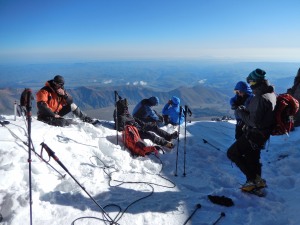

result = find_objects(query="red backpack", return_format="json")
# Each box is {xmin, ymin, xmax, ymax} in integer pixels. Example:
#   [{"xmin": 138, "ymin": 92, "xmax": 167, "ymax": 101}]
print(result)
[
  {"xmin": 272, "ymin": 93, "xmax": 299, "ymax": 136},
  {"xmin": 122, "ymin": 125, "xmax": 159, "ymax": 157}
]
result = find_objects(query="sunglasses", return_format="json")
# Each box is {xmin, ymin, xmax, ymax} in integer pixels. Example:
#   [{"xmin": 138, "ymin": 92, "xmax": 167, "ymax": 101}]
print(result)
[
  {"xmin": 53, "ymin": 81, "xmax": 64, "ymax": 88},
  {"xmin": 248, "ymin": 81, "xmax": 257, "ymax": 86}
]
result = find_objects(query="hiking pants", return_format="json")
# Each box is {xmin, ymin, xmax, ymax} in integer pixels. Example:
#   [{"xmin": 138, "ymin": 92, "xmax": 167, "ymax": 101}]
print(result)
[
  {"xmin": 138, "ymin": 122, "xmax": 172, "ymax": 146},
  {"xmin": 227, "ymin": 134, "xmax": 262, "ymax": 181}
]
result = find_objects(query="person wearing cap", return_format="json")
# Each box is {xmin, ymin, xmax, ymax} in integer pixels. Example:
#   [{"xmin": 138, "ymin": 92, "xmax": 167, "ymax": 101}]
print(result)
[
  {"xmin": 36, "ymin": 75, "xmax": 94, "ymax": 127},
  {"xmin": 132, "ymin": 96, "xmax": 163, "ymax": 124},
  {"xmin": 230, "ymin": 81, "xmax": 253, "ymax": 139},
  {"xmin": 287, "ymin": 68, "xmax": 300, "ymax": 126},
  {"xmin": 227, "ymin": 69, "xmax": 276, "ymax": 192},
  {"xmin": 162, "ymin": 96, "xmax": 185, "ymax": 125}
]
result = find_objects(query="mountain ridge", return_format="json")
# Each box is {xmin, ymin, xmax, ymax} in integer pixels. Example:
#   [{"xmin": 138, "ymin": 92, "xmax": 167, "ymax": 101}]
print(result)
[{"xmin": 0, "ymin": 84, "xmax": 231, "ymax": 120}]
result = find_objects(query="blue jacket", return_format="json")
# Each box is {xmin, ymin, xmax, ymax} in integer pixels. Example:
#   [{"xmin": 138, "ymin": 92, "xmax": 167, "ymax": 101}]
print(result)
[
  {"xmin": 132, "ymin": 97, "xmax": 160, "ymax": 122},
  {"xmin": 230, "ymin": 81, "xmax": 253, "ymax": 119},
  {"xmin": 162, "ymin": 96, "xmax": 185, "ymax": 125}
]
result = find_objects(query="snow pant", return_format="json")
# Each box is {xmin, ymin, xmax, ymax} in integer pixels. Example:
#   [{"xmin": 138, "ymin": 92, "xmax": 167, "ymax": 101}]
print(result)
[
  {"xmin": 235, "ymin": 119, "xmax": 244, "ymax": 140},
  {"xmin": 37, "ymin": 105, "xmax": 72, "ymax": 127},
  {"xmin": 37, "ymin": 103, "xmax": 90, "ymax": 127},
  {"xmin": 227, "ymin": 134, "xmax": 262, "ymax": 181},
  {"xmin": 138, "ymin": 122, "xmax": 172, "ymax": 146}
]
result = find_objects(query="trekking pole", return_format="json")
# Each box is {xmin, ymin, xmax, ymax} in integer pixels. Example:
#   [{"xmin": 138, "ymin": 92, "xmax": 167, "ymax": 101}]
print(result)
[
  {"xmin": 183, "ymin": 203, "xmax": 201, "ymax": 225},
  {"xmin": 114, "ymin": 91, "xmax": 119, "ymax": 145},
  {"xmin": 25, "ymin": 89, "xmax": 33, "ymax": 225},
  {"xmin": 40, "ymin": 142, "xmax": 115, "ymax": 224},
  {"xmin": 202, "ymin": 139, "xmax": 221, "ymax": 151},
  {"xmin": 175, "ymin": 106, "xmax": 183, "ymax": 176},
  {"xmin": 14, "ymin": 100, "xmax": 17, "ymax": 121},
  {"xmin": 183, "ymin": 105, "xmax": 192, "ymax": 177},
  {"xmin": 183, "ymin": 106, "xmax": 187, "ymax": 177},
  {"xmin": 212, "ymin": 212, "xmax": 225, "ymax": 225}
]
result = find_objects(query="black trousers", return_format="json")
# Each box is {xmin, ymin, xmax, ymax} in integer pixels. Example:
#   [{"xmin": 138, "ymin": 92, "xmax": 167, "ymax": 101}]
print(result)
[
  {"xmin": 37, "ymin": 105, "xmax": 72, "ymax": 127},
  {"xmin": 227, "ymin": 134, "xmax": 262, "ymax": 181},
  {"xmin": 138, "ymin": 122, "xmax": 172, "ymax": 146}
]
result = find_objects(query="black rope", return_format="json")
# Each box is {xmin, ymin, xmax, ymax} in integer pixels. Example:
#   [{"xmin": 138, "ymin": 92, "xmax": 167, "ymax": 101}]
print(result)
[
  {"xmin": 70, "ymin": 153, "xmax": 176, "ymax": 224},
  {"xmin": 1, "ymin": 119, "xmax": 66, "ymax": 178},
  {"xmin": 56, "ymin": 135, "xmax": 98, "ymax": 148}
]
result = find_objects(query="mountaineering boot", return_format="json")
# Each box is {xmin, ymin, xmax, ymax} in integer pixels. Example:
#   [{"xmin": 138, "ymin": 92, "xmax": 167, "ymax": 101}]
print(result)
[
  {"xmin": 241, "ymin": 180, "xmax": 256, "ymax": 192},
  {"xmin": 171, "ymin": 131, "xmax": 179, "ymax": 139},
  {"xmin": 254, "ymin": 175, "xmax": 267, "ymax": 188},
  {"xmin": 166, "ymin": 131, "xmax": 179, "ymax": 141},
  {"xmin": 71, "ymin": 104, "xmax": 93, "ymax": 123},
  {"xmin": 164, "ymin": 142, "xmax": 174, "ymax": 149}
]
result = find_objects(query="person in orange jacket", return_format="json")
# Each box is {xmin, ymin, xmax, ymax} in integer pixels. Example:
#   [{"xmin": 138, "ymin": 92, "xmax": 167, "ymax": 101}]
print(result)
[{"xmin": 36, "ymin": 75, "xmax": 93, "ymax": 127}]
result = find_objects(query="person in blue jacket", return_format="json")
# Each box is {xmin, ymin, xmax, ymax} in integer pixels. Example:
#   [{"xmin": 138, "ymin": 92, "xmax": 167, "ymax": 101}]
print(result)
[
  {"xmin": 162, "ymin": 96, "xmax": 185, "ymax": 125},
  {"xmin": 230, "ymin": 81, "xmax": 253, "ymax": 139},
  {"xmin": 132, "ymin": 96, "xmax": 163, "ymax": 124}
]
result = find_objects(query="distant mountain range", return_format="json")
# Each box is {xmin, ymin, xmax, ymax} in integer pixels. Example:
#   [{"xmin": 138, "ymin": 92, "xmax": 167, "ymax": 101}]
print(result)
[
  {"xmin": 0, "ymin": 84, "xmax": 231, "ymax": 120},
  {"xmin": 0, "ymin": 60, "xmax": 297, "ymax": 120}
]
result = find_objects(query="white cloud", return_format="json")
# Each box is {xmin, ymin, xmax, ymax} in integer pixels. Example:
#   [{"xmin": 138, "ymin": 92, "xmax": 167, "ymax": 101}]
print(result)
[
  {"xmin": 133, "ymin": 81, "xmax": 147, "ymax": 86},
  {"xmin": 198, "ymin": 79, "xmax": 207, "ymax": 84},
  {"xmin": 103, "ymin": 79, "xmax": 112, "ymax": 84},
  {"xmin": 140, "ymin": 81, "xmax": 147, "ymax": 86}
]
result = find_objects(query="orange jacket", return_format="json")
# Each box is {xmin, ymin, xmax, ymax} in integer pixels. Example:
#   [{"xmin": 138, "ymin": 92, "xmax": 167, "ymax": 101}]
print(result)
[{"xmin": 36, "ymin": 81, "xmax": 68, "ymax": 115}]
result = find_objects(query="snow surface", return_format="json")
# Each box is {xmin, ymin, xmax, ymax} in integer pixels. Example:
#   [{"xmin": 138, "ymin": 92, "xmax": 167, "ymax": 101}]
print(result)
[{"xmin": 0, "ymin": 114, "xmax": 300, "ymax": 225}]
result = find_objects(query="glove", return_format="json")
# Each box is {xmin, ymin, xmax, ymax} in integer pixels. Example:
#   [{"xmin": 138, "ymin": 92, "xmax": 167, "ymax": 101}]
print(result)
[
  {"xmin": 237, "ymin": 120, "xmax": 244, "ymax": 126},
  {"xmin": 237, "ymin": 105, "xmax": 246, "ymax": 111},
  {"xmin": 208, "ymin": 195, "xmax": 234, "ymax": 207}
]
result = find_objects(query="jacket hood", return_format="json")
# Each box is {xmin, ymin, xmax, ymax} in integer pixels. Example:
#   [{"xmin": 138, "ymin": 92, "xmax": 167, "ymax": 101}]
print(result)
[
  {"xmin": 234, "ymin": 81, "xmax": 252, "ymax": 95},
  {"xmin": 171, "ymin": 96, "xmax": 180, "ymax": 106},
  {"xmin": 148, "ymin": 96, "xmax": 159, "ymax": 106}
]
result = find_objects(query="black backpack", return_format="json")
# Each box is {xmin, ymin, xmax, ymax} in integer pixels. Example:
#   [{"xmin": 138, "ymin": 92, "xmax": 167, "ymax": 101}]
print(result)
[{"xmin": 113, "ymin": 98, "xmax": 137, "ymax": 131}]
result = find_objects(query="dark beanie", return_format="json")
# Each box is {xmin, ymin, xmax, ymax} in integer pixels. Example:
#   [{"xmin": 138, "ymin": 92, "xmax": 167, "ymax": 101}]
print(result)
[
  {"xmin": 247, "ymin": 69, "xmax": 266, "ymax": 83},
  {"xmin": 53, "ymin": 75, "xmax": 65, "ymax": 85},
  {"xmin": 148, "ymin": 96, "xmax": 159, "ymax": 106}
]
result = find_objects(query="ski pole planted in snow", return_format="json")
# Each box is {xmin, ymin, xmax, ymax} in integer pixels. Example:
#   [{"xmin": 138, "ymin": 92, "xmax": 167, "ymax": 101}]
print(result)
[
  {"xmin": 22, "ymin": 88, "xmax": 34, "ymax": 225},
  {"xmin": 14, "ymin": 100, "xmax": 17, "ymax": 121},
  {"xmin": 183, "ymin": 105, "xmax": 192, "ymax": 177},
  {"xmin": 212, "ymin": 212, "xmax": 225, "ymax": 225},
  {"xmin": 40, "ymin": 142, "xmax": 115, "ymax": 224},
  {"xmin": 183, "ymin": 203, "xmax": 201, "ymax": 225},
  {"xmin": 175, "ymin": 106, "xmax": 183, "ymax": 176},
  {"xmin": 114, "ymin": 90, "xmax": 119, "ymax": 145}
]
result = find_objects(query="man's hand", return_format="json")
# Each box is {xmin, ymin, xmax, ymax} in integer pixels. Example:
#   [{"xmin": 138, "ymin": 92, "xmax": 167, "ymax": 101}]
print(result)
[{"xmin": 56, "ymin": 88, "xmax": 65, "ymax": 96}]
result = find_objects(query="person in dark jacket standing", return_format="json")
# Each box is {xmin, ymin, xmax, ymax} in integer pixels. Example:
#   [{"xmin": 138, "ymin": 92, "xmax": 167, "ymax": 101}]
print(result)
[
  {"xmin": 132, "ymin": 96, "xmax": 163, "ymax": 124},
  {"xmin": 36, "ymin": 75, "xmax": 93, "ymax": 127},
  {"xmin": 230, "ymin": 81, "xmax": 253, "ymax": 139},
  {"xmin": 227, "ymin": 69, "xmax": 276, "ymax": 192}
]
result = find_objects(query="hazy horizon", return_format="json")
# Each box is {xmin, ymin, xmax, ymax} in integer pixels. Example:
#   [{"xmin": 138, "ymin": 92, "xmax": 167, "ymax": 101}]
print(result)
[{"xmin": 1, "ymin": 1, "xmax": 300, "ymax": 64}]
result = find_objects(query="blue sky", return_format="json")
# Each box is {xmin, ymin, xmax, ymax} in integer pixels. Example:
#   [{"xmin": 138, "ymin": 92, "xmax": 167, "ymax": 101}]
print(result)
[{"xmin": 1, "ymin": 0, "xmax": 300, "ymax": 63}]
